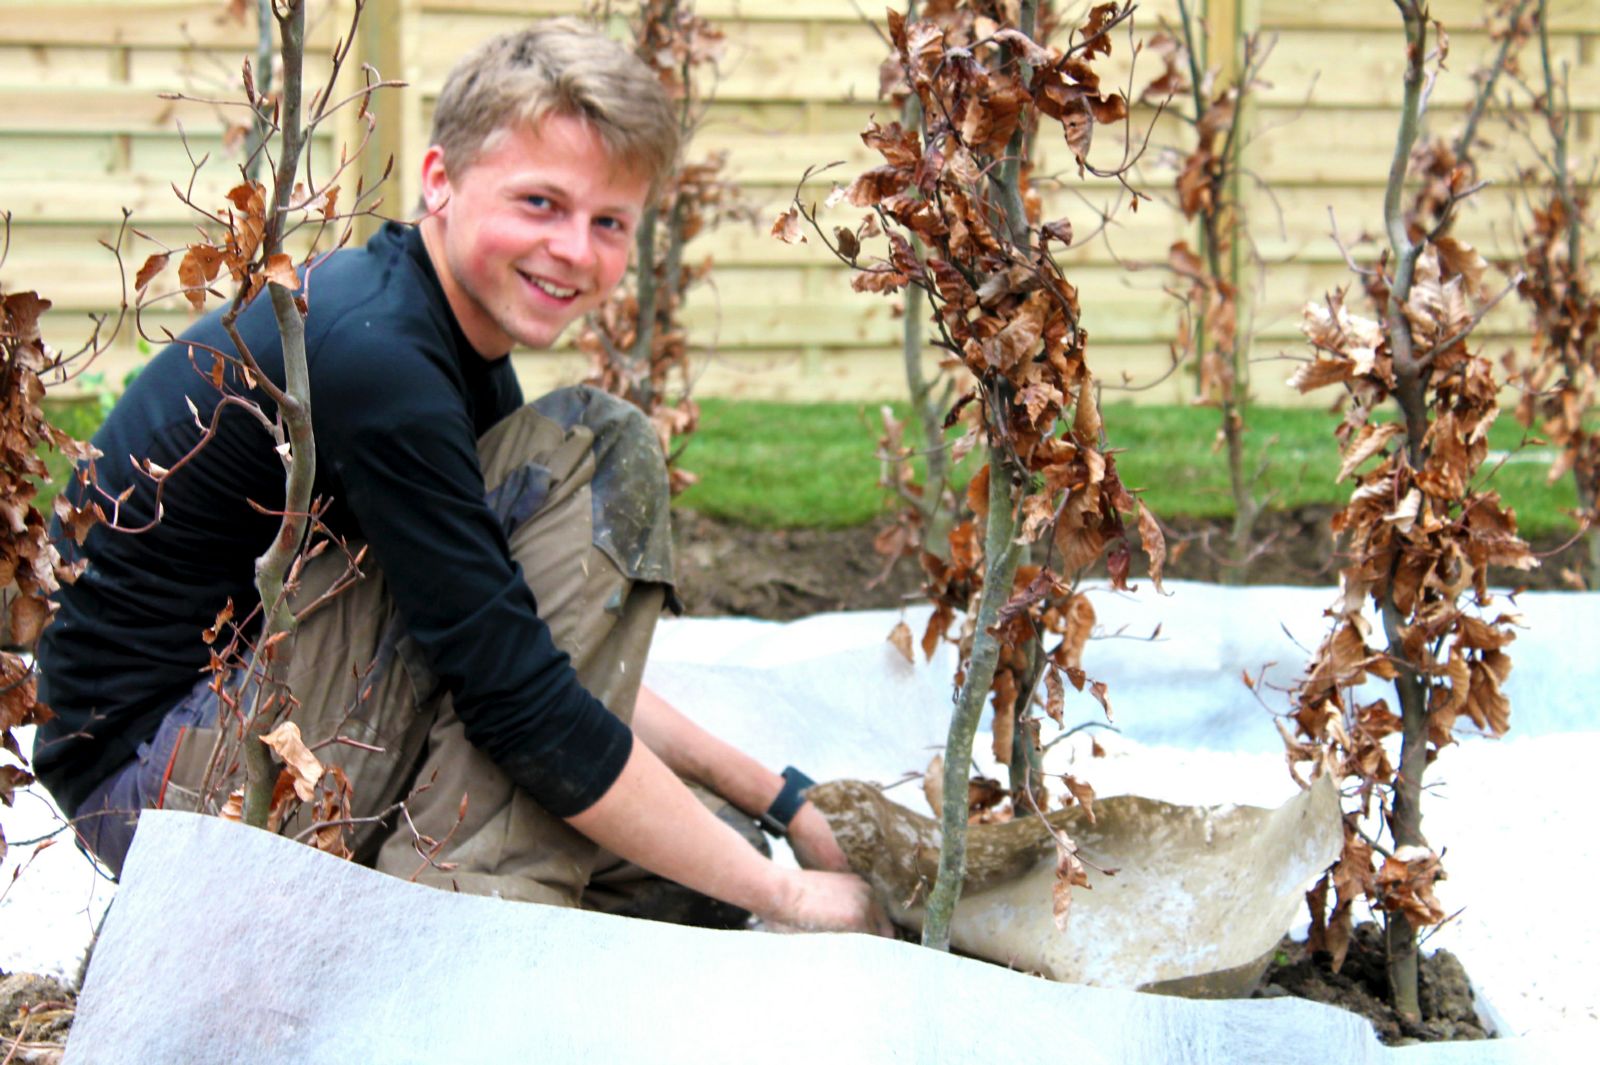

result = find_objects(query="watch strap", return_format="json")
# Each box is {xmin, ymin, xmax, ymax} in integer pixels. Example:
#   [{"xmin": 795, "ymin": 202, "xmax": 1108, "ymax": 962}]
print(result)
[{"xmin": 758, "ymin": 766, "xmax": 816, "ymax": 836}]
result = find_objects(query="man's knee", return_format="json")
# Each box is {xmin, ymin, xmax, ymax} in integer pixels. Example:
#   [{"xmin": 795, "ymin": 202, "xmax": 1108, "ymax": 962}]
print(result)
[{"xmin": 529, "ymin": 386, "xmax": 675, "ymax": 590}]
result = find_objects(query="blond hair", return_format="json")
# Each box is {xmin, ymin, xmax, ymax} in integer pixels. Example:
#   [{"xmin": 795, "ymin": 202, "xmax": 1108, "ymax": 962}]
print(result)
[{"xmin": 430, "ymin": 19, "xmax": 679, "ymax": 190}]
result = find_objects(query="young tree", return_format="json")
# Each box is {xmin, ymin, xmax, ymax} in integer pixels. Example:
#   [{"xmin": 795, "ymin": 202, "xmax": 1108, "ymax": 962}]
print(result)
[
  {"xmin": 578, "ymin": 0, "xmax": 750, "ymax": 494},
  {"xmin": 1144, "ymin": 3, "xmax": 1270, "ymax": 579},
  {"xmin": 779, "ymin": 0, "xmax": 1163, "ymax": 951},
  {"xmin": 1280, "ymin": 0, "xmax": 1534, "ymax": 1022},
  {"xmin": 1508, "ymin": 0, "xmax": 1599, "ymax": 585},
  {"xmin": 99, "ymin": 0, "xmax": 394, "ymax": 838}
]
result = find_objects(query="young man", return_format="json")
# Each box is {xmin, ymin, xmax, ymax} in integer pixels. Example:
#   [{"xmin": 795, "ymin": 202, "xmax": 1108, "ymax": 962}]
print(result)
[{"xmin": 36, "ymin": 21, "xmax": 887, "ymax": 936}]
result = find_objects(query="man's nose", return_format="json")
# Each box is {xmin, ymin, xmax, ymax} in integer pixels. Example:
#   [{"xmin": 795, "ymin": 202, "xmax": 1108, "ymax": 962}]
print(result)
[{"xmin": 546, "ymin": 216, "xmax": 597, "ymax": 271}]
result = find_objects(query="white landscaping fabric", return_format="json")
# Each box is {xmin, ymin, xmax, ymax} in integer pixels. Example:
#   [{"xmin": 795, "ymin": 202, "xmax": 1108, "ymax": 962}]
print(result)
[
  {"xmin": 5, "ymin": 583, "xmax": 1599, "ymax": 1047},
  {"xmin": 63, "ymin": 811, "xmax": 1594, "ymax": 1064}
]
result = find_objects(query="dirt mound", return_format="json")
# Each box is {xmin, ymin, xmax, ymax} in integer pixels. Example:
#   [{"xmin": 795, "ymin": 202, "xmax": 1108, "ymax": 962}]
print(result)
[
  {"xmin": 671, "ymin": 511, "xmax": 923, "ymax": 619},
  {"xmin": 1254, "ymin": 923, "xmax": 1491, "ymax": 1045},
  {"xmin": 672, "ymin": 507, "xmax": 1586, "ymax": 622},
  {"xmin": 0, "ymin": 971, "xmax": 75, "ymax": 1061}
]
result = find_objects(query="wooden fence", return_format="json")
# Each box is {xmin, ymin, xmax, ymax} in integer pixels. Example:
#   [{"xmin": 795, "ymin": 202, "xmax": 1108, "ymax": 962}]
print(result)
[{"xmin": 2, "ymin": 0, "xmax": 1596, "ymax": 403}]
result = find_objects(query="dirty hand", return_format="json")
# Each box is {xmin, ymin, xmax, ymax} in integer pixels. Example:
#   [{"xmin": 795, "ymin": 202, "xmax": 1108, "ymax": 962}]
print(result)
[
  {"xmin": 786, "ymin": 801, "xmax": 853, "ymax": 874},
  {"xmin": 763, "ymin": 869, "xmax": 895, "ymax": 937}
]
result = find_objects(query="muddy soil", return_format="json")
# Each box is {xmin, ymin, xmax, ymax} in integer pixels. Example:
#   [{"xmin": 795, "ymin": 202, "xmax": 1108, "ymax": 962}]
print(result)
[
  {"xmin": 671, "ymin": 511, "xmax": 925, "ymax": 619},
  {"xmin": 672, "ymin": 506, "xmax": 1589, "ymax": 619},
  {"xmin": 0, "ymin": 971, "xmax": 75, "ymax": 1062},
  {"xmin": 1254, "ymin": 923, "xmax": 1491, "ymax": 1045}
]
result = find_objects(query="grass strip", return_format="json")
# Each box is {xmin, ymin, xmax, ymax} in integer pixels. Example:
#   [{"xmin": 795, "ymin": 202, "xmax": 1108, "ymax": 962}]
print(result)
[
  {"xmin": 34, "ymin": 395, "xmax": 1580, "ymax": 537},
  {"xmin": 676, "ymin": 398, "xmax": 1581, "ymax": 537}
]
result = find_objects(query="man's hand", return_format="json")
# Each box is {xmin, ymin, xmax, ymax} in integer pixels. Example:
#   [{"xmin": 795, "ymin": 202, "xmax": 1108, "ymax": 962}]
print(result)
[
  {"xmin": 762, "ymin": 868, "xmax": 894, "ymax": 936},
  {"xmin": 787, "ymin": 802, "xmax": 853, "ymax": 874},
  {"xmin": 571, "ymin": 739, "xmax": 896, "ymax": 938}
]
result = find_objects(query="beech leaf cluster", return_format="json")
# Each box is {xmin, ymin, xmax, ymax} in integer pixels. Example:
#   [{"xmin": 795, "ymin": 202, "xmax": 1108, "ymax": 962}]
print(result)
[{"xmin": 1, "ymin": 283, "xmax": 102, "ymax": 864}]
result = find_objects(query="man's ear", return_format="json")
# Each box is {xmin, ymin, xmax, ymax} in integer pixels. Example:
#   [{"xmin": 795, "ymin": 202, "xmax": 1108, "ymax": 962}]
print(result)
[{"xmin": 419, "ymin": 145, "xmax": 452, "ymax": 217}]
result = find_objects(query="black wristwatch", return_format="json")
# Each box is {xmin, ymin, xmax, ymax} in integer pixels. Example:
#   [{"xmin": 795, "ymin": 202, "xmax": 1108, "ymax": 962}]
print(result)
[{"xmin": 758, "ymin": 766, "xmax": 816, "ymax": 836}]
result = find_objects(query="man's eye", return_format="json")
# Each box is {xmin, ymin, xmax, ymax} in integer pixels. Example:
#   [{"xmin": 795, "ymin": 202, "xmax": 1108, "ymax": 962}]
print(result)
[
  {"xmin": 595, "ymin": 216, "xmax": 626, "ymax": 234},
  {"xmin": 525, "ymin": 195, "xmax": 551, "ymax": 209}
]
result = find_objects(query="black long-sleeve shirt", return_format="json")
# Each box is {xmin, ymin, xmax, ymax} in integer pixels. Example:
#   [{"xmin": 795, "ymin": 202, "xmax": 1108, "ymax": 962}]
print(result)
[{"xmin": 35, "ymin": 222, "xmax": 632, "ymax": 817}]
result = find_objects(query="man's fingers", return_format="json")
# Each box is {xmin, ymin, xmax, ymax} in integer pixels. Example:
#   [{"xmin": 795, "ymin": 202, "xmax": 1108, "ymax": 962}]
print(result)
[{"xmin": 844, "ymin": 874, "xmax": 894, "ymax": 938}]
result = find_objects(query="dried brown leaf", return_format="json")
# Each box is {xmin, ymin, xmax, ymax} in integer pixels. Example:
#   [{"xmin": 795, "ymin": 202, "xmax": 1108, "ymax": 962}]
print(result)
[
  {"xmin": 1043, "ymin": 666, "xmax": 1065, "ymax": 726},
  {"xmin": 1376, "ymin": 846, "xmax": 1448, "ymax": 928},
  {"xmin": 991, "ymin": 680, "xmax": 1015, "ymax": 766},
  {"xmin": 0, "ymin": 763, "xmax": 35, "ymax": 807},
  {"xmin": 259, "ymin": 721, "xmax": 323, "ymax": 801},
  {"xmin": 966, "ymin": 464, "xmax": 990, "ymax": 524},
  {"xmin": 922, "ymin": 602, "xmax": 953, "ymax": 660},
  {"xmin": 177, "ymin": 244, "xmax": 227, "ymax": 310},
  {"xmin": 1073, "ymin": 372, "xmax": 1102, "ymax": 441},
  {"xmin": 1137, "ymin": 501, "xmax": 1165, "ymax": 594},
  {"xmin": 862, "ymin": 120, "xmax": 920, "ymax": 169},
  {"xmin": 1041, "ymin": 218, "xmax": 1073, "ymax": 246},
  {"xmin": 1434, "ymin": 234, "xmax": 1488, "ymax": 298},
  {"xmin": 1061, "ymin": 774, "xmax": 1097, "ymax": 824},
  {"xmin": 1047, "ymin": 821, "xmax": 1091, "ymax": 931},
  {"xmin": 846, "ymin": 166, "xmax": 912, "ymax": 208},
  {"xmin": 991, "ymin": 28, "xmax": 1056, "ymax": 67},
  {"xmin": 1337, "ymin": 422, "xmax": 1404, "ymax": 483},
  {"xmin": 887, "ymin": 620, "xmax": 914, "ymax": 663},
  {"xmin": 1015, "ymin": 493, "xmax": 1054, "ymax": 544},
  {"xmin": 834, "ymin": 226, "xmax": 861, "ymax": 261},
  {"xmin": 135, "ymin": 252, "xmax": 170, "ymax": 291},
  {"xmin": 1089, "ymin": 680, "xmax": 1112, "ymax": 720},
  {"xmin": 851, "ymin": 268, "xmax": 910, "ymax": 294},
  {"xmin": 2, "ymin": 291, "xmax": 51, "ymax": 343},
  {"xmin": 770, "ymin": 208, "xmax": 806, "ymax": 245},
  {"xmin": 1057, "ymin": 594, "xmax": 1095, "ymax": 672},
  {"xmin": 261, "ymin": 253, "xmax": 300, "ymax": 292},
  {"xmin": 7, "ymin": 594, "xmax": 49, "ymax": 647}
]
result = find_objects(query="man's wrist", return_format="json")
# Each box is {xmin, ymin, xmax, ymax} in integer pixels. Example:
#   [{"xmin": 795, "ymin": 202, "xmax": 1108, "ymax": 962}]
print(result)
[{"xmin": 758, "ymin": 766, "xmax": 816, "ymax": 836}]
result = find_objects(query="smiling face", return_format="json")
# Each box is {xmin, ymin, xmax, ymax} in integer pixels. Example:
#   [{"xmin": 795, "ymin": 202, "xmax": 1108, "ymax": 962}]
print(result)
[{"xmin": 418, "ymin": 113, "xmax": 651, "ymax": 357}]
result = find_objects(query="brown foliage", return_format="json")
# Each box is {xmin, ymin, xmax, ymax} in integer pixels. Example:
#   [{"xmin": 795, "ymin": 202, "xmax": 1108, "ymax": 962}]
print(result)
[
  {"xmin": 787, "ymin": 3, "xmax": 1160, "ymax": 919},
  {"xmin": 1138, "ymin": 21, "xmax": 1260, "ymax": 409},
  {"xmin": 1511, "ymin": 190, "xmax": 1600, "ymax": 552},
  {"xmin": 1282, "ymin": 3, "xmax": 1533, "ymax": 970},
  {"xmin": 578, "ymin": 1, "xmax": 749, "ymax": 494},
  {"xmin": 1, "ymin": 281, "xmax": 103, "ymax": 863}
]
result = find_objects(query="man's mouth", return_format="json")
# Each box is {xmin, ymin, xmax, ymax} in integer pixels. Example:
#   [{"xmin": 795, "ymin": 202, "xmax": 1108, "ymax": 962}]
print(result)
[{"xmin": 523, "ymin": 273, "xmax": 579, "ymax": 300}]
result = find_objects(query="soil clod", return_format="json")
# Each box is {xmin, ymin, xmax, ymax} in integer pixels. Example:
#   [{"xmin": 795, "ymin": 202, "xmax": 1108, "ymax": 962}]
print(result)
[{"xmin": 1254, "ymin": 923, "xmax": 1491, "ymax": 1045}]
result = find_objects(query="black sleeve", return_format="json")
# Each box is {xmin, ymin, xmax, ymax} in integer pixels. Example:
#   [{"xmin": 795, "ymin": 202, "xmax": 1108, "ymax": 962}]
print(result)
[{"xmin": 310, "ymin": 333, "xmax": 632, "ymax": 817}]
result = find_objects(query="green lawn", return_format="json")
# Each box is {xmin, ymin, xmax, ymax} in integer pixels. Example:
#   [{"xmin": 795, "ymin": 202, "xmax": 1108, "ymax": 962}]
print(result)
[
  {"xmin": 35, "ymin": 395, "xmax": 1581, "ymax": 537},
  {"xmin": 676, "ymin": 398, "xmax": 1581, "ymax": 537}
]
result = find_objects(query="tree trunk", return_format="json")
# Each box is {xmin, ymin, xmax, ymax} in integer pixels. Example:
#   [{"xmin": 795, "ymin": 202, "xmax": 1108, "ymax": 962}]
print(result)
[
  {"xmin": 242, "ymin": 0, "xmax": 316, "ymax": 828},
  {"xmin": 1381, "ymin": 599, "xmax": 1429, "ymax": 1021},
  {"xmin": 922, "ymin": 452, "xmax": 1022, "ymax": 951},
  {"xmin": 1376, "ymin": 1, "xmax": 1430, "ymax": 1020}
]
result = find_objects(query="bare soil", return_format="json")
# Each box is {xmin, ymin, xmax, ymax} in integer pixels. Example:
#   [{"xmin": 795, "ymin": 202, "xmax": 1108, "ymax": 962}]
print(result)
[
  {"xmin": 672, "ymin": 506, "xmax": 1589, "ymax": 620},
  {"xmin": 672, "ymin": 511, "xmax": 925, "ymax": 619},
  {"xmin": 0, "ymin": 971, "xmax": 74, "ymax": 1062},
  {"xmin": 1254, "ymin": 924, "xmax": 1491, "ymax": 1045}
]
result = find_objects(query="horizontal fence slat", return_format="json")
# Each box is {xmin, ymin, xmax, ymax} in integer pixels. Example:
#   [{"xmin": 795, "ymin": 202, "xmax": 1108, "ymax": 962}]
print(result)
[
  {"xmin": 1259, "ymin": 0, "xmax": 1600, "ymax": 33},
  {"xmin": 1253, "ymin": 28, "xmax": 1600, "ymax": 111},
  {"xmin": 0, "ymin": 1, "xmax": 345, "ymax": 47},
  {"xmin": 419, "ymin": 0, "xmax": 1190, "ymax": 30}
]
